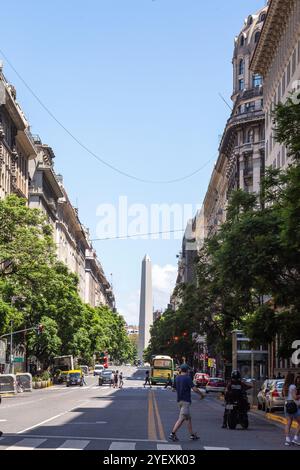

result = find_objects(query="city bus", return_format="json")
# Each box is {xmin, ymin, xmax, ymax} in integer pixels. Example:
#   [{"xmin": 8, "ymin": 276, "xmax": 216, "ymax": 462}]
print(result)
[{"xmin": 150, "ymin": 355, "xmax": 175, "ymax": 385}]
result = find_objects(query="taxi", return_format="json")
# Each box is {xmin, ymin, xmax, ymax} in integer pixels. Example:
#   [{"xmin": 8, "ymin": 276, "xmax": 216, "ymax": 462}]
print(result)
[{"xmin": 66, "ymin": 369, "xmax": 83, "ymax": 387}]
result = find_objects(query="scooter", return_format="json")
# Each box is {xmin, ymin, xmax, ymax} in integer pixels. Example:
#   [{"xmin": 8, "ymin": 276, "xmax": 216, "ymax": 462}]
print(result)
[{"xmin": 225, "ymin": 395, "xmax": 250, "ymax": 429}]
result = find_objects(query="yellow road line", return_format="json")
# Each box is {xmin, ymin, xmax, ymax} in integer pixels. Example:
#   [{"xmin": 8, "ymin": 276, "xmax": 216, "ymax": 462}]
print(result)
[
  {"xmin": 266, "ymin": 413, "xmax": 298, "ymax": 429},
  {"xmin": 152, "ymin": 391, "xmax": 166, "ymax": 441},
  {"xmin": 147, "ymin": 390, "xmax": 157, "ymax": 441}
]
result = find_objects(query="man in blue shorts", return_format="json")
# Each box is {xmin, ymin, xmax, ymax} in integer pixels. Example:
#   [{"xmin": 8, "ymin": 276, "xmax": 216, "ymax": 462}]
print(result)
[{"xmin": 169, "ymin": 364, "xmax": 204, "ymax": 441}]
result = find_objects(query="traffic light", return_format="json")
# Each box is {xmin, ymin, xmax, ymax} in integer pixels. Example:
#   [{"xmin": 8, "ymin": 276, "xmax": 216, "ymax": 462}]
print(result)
[{"xmin": 37, "ymin": 324, "xmax": 44, "ymax": 335}]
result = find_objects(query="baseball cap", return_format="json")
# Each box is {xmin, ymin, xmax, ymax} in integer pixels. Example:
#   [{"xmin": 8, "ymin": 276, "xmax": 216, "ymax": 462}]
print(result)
[{"xmin": 180, "ymin": 364, "xmax": 189, "ymax": 372}]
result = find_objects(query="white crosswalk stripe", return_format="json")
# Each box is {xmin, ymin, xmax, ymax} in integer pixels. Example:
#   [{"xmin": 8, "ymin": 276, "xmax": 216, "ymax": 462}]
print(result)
[
  {"xmin": 57, "ymin": 439, "xmax": 90, "ymax": 450},
  {"xmin": 6, "ymin": 438, "xmax": 46, "ymax": 450},
  {"xmin": 2, "ymin": 437, "xmax": 231, "ymax": 451},
  {"xmin": 157, "ymin": 444, "xmax": 182, "ymax": 450},
  {"xmin": 204, "ymin": 446, "xmax": 230, "ymax": 450},
  {"xmin": 109, "ymin": 442, "xmax": 136, "ymax": 450}
]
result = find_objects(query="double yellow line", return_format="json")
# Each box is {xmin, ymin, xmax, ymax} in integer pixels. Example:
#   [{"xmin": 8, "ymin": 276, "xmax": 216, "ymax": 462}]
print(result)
[{"xmin": 148, "ymin": 389, "xmax": 166, "ymax": 441}]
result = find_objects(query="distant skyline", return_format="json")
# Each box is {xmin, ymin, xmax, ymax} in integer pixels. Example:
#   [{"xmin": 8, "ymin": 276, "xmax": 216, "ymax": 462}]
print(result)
[{"xmin": 0, "ymin": 0, "xmax": 265, "ymax": 325}]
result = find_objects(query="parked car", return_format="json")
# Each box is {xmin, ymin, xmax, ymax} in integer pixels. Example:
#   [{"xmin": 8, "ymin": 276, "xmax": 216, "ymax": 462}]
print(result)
[
  {"xmin": 265, "ymin": 381, "xmax": 285, "ymax": 412},
  {"xmin": 206, "ymin": 377, "xmax": 226, "ymax": 393},
  {"xmin": 93, "ymin": 364, "xmax": 104, "ymax": 376},
  {"xmin": 194, "ymin": 373, "xmax": 210, "ymax": 388},
  {"xmin": 257, "ymin": 379, "xmax": 276, "ymax": 411},
  {"xmin": 98, "ymin": 369, "xmax": 113, "ymax": 386}
]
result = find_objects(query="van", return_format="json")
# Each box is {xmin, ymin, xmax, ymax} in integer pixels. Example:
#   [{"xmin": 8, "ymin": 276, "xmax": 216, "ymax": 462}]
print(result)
[{"xmin": 93, "ymin": 364, "xmax": 104, "ymax": 376}]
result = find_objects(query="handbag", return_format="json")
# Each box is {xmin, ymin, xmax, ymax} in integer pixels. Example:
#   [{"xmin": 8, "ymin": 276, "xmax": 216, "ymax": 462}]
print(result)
[{"xmin": 285, "ymin": 400, "xmax": 298, "ymax": 414}]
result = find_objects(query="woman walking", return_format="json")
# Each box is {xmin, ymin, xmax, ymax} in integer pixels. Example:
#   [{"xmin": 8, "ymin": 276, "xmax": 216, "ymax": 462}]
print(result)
[{"xmin": 283, "ymin": 372, "xmax": 300, "ymax": 446}]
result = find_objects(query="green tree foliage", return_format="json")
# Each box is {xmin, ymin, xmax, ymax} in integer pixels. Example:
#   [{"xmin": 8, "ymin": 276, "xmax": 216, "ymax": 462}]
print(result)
[
  {"xmin": 0, "ymin": 195, "xmax": 133, "ymax": 367},
  {"xmin": 148, "ymin": 97, "xmax": 300, "ymax": 364}
]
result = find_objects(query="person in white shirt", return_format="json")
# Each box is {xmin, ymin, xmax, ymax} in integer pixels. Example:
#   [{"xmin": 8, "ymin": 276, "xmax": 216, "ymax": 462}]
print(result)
[{"xmin": 283, "ymin": 372, "xmax": 300, "ymax": 447}]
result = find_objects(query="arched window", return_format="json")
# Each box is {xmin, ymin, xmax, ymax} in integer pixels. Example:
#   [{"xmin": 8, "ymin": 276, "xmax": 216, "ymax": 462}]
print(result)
[
  {"xmin": 260, "ymin": 13, "xmax": 266, "ymax": 22},
  {"xmin": 240, "ymin": 35, "xmax": 245, "ymax": 47},
  {"xmin": 254, "ymin": 31, "xmax": 260, "ymax": 43},
  {"xmin": 239, "ymin": 59, "xmax": 244, "ymax": 75},
  {"xmin": 248, "ymin": 16, "xmax": 253, "ymax": 26}
]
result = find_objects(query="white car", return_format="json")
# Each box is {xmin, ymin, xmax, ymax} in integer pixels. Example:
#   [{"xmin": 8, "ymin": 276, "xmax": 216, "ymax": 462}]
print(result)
[{"xmin": 93, "ymin": 364, "xmax": 104, "ymax": 376}]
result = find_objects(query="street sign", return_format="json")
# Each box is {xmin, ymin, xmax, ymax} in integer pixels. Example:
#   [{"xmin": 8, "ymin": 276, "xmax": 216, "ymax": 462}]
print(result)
[{"xmin": 13, "ymin": 357, "xmax": 24, "ymax": 363}]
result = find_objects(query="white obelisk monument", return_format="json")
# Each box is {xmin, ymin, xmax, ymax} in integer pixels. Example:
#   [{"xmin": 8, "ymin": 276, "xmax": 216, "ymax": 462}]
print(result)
[{"xmin": 138, "ymin": 255, "xmax": 153, "ymax": 361}]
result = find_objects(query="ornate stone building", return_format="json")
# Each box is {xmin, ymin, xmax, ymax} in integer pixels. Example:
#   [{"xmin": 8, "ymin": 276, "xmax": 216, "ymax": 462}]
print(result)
[
  {"xmin": 251, "ymin": 0, "xmax": 300, "ymax": 170},
  {"xmin": 251, "ymin": 0, "xmax": 300, "ymax": 377},
  {"xmin": 0, "ymin": 67, "xmax": 37, "ymax": 200},
  {"xmin": 28, "ymin": 136, "xmax": 63, "ymax": 231}
]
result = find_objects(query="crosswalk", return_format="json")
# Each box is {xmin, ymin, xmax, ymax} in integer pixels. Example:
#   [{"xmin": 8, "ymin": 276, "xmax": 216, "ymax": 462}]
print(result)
[{"xmin": 0, "ymin": 436, "xmax": 230, "ymax": 450}]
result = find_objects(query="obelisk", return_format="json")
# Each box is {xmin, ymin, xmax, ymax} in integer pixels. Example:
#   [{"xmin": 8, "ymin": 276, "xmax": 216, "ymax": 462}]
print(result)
[{"xmin": 138, "ymin": 255, "xmax": 153, "ymax": 361}]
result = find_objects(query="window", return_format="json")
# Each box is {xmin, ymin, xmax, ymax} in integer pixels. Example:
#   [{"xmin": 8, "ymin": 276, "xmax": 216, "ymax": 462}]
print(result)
[
  {"xmin": 254, "ymin": 31, "xmax": 260, "ymax": 43},
  {"xmin": 253, "ymin": 74, "xmax": 262, "ymax": 87},
  {"xmin": 292, "ymin": 50, "xmax": 296, "ymax": 75},
  {"xmin": 282, "ymin": 147, "xmax": 286, "ymax": 166},
  {"xmin": 247, "ymin": 129, "xmax": 255, "ymax": 143},
  {"xmin": 277, "ymin": 152, "xmax": 281, "ymax": 168},
  {"xmin": 240, "ymin": 35, "xmax": 245, "ymax": 47},
  {"xmin": 287, "ymin": 62, "xmax": 291, "ymax": 84},
  {"xmin": 282, "ymin": 73, "xmax": 286, "ymax": 97},
  {"xmin": 239, "ymin": 79, "xmax": 245, "ymax": 91},
  {"xmin": 239, "ymin": 59, "xmax": 244, "ymax": 75},
  {"xmin": 278, "ymin": 84, "xmax": 281, "ymax": 102},
  {"xmin": 260, "ymin": 13, "xmax": 266, "ymax": 22},
  {"xmin": 248, "ymin": 16, "xmax": 253, "ymax": 26}
]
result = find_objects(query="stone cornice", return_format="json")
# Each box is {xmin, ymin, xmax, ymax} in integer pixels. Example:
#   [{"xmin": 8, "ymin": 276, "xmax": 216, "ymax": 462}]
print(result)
[{"xmin": 251, "ymin": 0, "xmax": 295, "ymax": 75}]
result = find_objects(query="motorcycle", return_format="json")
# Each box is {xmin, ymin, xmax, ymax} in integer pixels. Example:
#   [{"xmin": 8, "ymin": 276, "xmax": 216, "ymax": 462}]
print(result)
[{"xmin": 225, "ymin": 395, "xmax": 250, "ymax": 430}]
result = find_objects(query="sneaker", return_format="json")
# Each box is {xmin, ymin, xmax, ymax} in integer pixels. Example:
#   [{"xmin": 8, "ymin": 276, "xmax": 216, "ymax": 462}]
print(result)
[
  {"xmin": 169, "ymin": 432, "xmax": 179, "ymax": 442},
  {"xmin": 190, "ymin": 433, "xmax": 199, "ymax": 441},
  {"xmin": 292, "ymin": 436, "xmax": 300, "ymax": 446},
  {"xmin": 221, "ymin": 424, "xmax": 227, "ymax": 429},
  {"xmin": 285, "ymin": 436, "xmax": 292, "ymax": 446}
]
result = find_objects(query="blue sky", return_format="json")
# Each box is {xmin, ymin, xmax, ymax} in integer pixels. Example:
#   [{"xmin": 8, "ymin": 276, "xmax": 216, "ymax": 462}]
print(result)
[{"xmin": 0, "ymin": 0, "xmax": 265, "ymax": 325}]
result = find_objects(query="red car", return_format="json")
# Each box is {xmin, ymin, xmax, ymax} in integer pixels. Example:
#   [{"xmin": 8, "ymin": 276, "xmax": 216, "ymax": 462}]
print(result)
[
  {"xmin": 205, "ymin": 377, "xmax": 226, "ymax": 393},
  {"xmin": 194, "ymin": 373, "xmax": 210, "ymax": 387}
]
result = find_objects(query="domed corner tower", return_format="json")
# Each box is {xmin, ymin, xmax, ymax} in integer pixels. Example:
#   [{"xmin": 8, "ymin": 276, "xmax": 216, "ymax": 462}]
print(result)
[{"xmin": 220, "ymin": 5, "xmax": 268, "ymax": 199}]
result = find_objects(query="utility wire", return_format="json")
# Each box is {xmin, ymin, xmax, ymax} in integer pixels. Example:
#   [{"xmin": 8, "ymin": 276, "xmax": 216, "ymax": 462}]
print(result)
[
  {"xmin": 0, "ymin": 48, "xmax": 216, "ymax": 184},
  {"xmin": 91, "ymin": 228, "xmax": 185, "ymax": 241}
]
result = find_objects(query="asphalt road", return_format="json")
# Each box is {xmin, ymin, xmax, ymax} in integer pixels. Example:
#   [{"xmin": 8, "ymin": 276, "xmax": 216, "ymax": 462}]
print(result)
[{"xmin": 0, "ymin": 366, "xmax": 299, "ymax": 450}]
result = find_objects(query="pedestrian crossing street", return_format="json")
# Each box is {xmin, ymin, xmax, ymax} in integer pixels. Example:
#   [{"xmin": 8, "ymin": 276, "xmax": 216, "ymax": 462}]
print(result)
[{"xmin": 0, "ymin": 436, "xmax": 230, "ymax": 450}]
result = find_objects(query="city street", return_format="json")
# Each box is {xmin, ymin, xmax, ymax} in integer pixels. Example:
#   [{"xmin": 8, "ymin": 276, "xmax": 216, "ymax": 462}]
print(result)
[{"xmin": 0, "ymin": 367, "xmax": 298, "ymax": 451}]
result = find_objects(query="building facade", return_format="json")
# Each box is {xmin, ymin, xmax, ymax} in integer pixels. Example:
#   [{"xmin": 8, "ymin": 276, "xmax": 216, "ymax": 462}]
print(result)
[
  {"xmin": 251, "ymin": 0, "xmax": 300, "ymax": 377},
  {"xmin": 251, "ymin": 0, "xmax": 300, "ymax": 170},
  {"xmin": 28, "ymin": 136, "xmax": 63, "ymax": 232},
  {"xmin": 204, "ymin": 6, "xmax": 267, "ymax": 239},
  {"xmin": 0, "ymin": 67, "xmax": 37, "ymax": 200}
]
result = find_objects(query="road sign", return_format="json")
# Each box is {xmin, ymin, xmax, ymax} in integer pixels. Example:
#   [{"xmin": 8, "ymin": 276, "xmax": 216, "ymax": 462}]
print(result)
[{"xmin": 13, "ymin": 357, "xmax": 24, "ymax": 363}]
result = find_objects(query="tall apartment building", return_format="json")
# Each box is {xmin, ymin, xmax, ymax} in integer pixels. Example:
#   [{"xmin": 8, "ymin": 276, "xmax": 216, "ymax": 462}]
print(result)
[
  {"xmin": 205, "ymin": 6, "xmax": 267, "ymax": 237},
  {"xmin": 0, "ymin": 67, "xmax": 37, "ymax": 200},
  {"xmin": 251, "ymin": 0, "xmax": 300, "ymax": 170},
  {"xmin": 251, "ymin": 0, "xmax": 300, "ymax": 377}
]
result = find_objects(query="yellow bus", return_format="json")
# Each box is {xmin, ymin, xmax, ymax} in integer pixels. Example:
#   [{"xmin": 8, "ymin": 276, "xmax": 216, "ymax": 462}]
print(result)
[{"xmin": 150, "ymin": 355, "xmax": 175, "ymax": 385}]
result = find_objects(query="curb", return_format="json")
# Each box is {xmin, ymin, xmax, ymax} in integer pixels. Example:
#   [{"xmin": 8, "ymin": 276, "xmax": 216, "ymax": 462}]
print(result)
[{"xmin": 265, "ymin": 412, "xmax": 298, "ymax": 429}]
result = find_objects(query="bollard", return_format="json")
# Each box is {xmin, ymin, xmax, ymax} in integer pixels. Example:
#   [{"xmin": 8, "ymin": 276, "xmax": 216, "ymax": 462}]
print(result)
[
  {"xmin": 0, "ymin": 374, "xmax": 17, "ymax": 394},
  {"xmin": 16, "ymin": 373, "xmax": 33, "ymax": 392}
]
